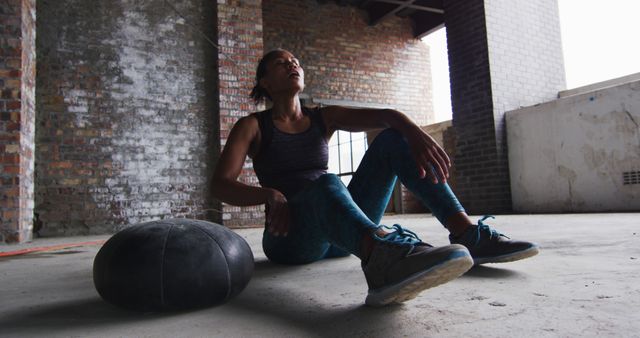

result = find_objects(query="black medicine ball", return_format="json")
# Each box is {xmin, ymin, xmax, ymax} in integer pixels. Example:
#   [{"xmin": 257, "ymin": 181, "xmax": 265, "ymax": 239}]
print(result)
[{"xmin": 93, "ymin": 219, "xmax": 254, "ymax": 311}]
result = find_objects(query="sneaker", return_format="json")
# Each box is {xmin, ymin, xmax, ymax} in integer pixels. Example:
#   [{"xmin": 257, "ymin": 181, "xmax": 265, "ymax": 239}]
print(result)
[
  {"xmin": 450, "ymin": 215, "xmax": 539, "ymax": 265},
  {"xmin": 363, "ymin": 224, "xmax": 473, "ymax": 307}
]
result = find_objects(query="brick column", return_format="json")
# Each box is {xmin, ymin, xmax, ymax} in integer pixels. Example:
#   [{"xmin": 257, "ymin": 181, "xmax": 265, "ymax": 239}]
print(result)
[
  {"xmin": 0, "ymin": 0, "xmax": 35, "ymax": 243},
  {"xmin": 216, "ymin": 0, "xmax": 265, "ymax": 227},
  {"xmin": 443, "ymin": 0, "xmax": 565, "ymax": 213}
]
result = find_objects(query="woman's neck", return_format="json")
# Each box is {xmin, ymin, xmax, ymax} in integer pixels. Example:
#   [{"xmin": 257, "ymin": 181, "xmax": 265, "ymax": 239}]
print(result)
[{"xmin": 271, "ymin": 95, "xmax": 303, "ymax": 121}]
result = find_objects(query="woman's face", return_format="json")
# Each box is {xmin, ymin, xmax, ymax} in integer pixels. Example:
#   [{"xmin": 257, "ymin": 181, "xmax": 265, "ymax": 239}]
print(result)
[{"xmin": 260, "ymin": 50, "xmax": 305, "ymax": 99}]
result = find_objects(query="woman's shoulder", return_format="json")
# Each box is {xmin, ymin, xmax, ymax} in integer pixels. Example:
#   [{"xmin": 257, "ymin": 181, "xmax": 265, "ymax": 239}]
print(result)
[
  {"xmin": 237, "ymin": 113, "xmax": 258, "ymax": 124},
  {"xmin": 246, "ymin": 109, "xmax": 273, "ymax": 132},
  {"xmin": 231, "ymin": 113, "xmax": 262, "ymax": 136},
  {"xmin": 236, "ymin": 109, "xmax": 269, "ymax": 126},
  {"xmin": 227, "ymin": 113, "xmax": 263, "ymax": 157}
]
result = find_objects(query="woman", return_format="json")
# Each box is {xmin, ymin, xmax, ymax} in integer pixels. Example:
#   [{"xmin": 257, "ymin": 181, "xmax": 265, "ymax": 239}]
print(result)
[{"xmin": 212, "ymin": 49, "xmax": 538, "ymax": 307}]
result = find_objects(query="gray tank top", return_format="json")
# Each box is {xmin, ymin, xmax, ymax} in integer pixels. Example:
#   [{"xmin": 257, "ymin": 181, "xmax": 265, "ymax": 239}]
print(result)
[{"xmin": 252, "ymin": 107, "xmax": 329, "ymax": 199}]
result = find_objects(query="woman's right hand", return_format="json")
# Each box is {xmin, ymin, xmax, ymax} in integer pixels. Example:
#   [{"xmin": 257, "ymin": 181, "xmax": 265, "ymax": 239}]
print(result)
[
  {"xmin": 265, "ymin": 188, "xmax": 290, "ymax": 237},
  {"xmin": 405, "ymin": 126, "xmax": 451, "ymax": 184}
]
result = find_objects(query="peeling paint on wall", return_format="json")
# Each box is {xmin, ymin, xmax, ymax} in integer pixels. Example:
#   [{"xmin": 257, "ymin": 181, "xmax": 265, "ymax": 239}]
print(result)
[{"xmin": 507, "ymin": 79, "xmax": 640, "ymax": 212}]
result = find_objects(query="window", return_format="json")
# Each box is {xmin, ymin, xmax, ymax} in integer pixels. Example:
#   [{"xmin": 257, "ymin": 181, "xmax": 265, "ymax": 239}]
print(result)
[{"xmin": 328, "ymin": 130, "xmax": 368, "ymax": 186}]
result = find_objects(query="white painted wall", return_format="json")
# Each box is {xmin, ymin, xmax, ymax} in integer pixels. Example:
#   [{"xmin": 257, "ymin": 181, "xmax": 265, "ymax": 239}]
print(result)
[{"xmin": 506, "ymin": 79, "xmax": 640, "ymax": 212}]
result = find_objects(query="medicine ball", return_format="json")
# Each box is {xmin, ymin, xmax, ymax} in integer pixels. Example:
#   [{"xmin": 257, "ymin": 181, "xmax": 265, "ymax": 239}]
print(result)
[{"xmin": 93, "ymin": 218, "xmax": 254, "ymax": 311}]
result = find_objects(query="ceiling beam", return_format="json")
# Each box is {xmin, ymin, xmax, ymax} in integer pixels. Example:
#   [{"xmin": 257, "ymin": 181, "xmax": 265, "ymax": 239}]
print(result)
[
  {"xmin": 414, "ymin": 22, "xmax": 444, "ymax": 39},
  {"xmin": 410, "ymin": 9, "xmax": 444, "ymax": 38},
  {"xmin": 372, "ymin": 0, "xmax": 444, "ymax": 14},
  {"xmin": 367, "ymin": 0, "xmax": 413, "ymax": 26}
]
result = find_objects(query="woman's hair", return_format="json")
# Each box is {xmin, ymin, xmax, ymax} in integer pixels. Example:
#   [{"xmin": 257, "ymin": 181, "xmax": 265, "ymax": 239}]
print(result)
[{"xmin": 250, "ymin": 49, "xmax": 288, "ymax": 105}]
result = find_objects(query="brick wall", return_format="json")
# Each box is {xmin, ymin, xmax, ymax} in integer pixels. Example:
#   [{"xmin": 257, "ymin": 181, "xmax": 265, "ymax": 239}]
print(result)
[
  {"xmin": 485, "ymin": 0, "xmax": 566, "ymax": 156},
  {"xmin": 35, "ymin": 0, "xmax": 218, "ymax": 236},
  {"xmin": 0, "ymin": 0, "xmax": 22, "ymax": 242},
  {"xmin": 443, "ymin": 0, "xmax": 565, "ymax": 214},
  {"xmin": 444, "ymin": 0, "xmax": 506, "ymax": 213},
  {"xmin": 18, "ymin": 0, "xmax": 35, "ymax": 242},
  {"xmin": 216, "ymin": 0, "xmax": 433, "ymax": 226},
  {"xmin": 216, "ymin": 0, "xmax": 264, "ymax": 228},
  {"xmin": 0, "ymin": 0, "xmax": 35, "ymax": 243},
  {"xmin": 263, "ymin": 0, "xmax": 434, "ymax": 126}
]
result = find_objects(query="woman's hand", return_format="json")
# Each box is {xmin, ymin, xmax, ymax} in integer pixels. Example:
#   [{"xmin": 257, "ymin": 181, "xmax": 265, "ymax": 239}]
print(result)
[
  {"xmin": 406, "ymin": 126, "xmax": 451, "ymax": 184},
  {"xmin": 265, "ymin": 188, "xmax": 291, "ymax": 237}
]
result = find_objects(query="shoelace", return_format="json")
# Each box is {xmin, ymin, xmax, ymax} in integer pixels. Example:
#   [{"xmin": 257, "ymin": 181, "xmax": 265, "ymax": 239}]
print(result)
[
  {"xmin": 380, "ymin": 224, "xmax": 423, "ymax": 245},
  {"xmin": 472, "ymin": 215, "xmax": 508, "ymax": 246}
]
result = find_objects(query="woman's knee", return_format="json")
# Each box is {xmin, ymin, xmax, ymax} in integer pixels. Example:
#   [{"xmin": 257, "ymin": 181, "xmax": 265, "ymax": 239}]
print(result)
[
  {"xmin": 370, "ymin": 128, "xmax": 407, "ymax": 150},
  {"xmin": 375, "ymin": 128, "xmax": 404, "ymax": 141}
]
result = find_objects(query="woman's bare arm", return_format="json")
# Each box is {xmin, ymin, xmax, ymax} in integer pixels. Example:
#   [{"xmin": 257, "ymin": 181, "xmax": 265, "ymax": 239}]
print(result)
[
  {"xmin": 211, "ymin": 116, "xmax": 270, "ymax": 205},
  {"xmin": 211, "ymin": 115, "xmax": 290, "ymax": 236}
]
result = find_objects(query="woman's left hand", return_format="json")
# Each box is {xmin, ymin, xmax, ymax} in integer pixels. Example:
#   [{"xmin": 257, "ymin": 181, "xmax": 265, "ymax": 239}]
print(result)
[
  {"xmin": 265, "ymin": 188, "xmax": 291, "ymax": 237},
  {"xmin": 405, "ymin": 126, "xmax": 451, "ymax": 184}
]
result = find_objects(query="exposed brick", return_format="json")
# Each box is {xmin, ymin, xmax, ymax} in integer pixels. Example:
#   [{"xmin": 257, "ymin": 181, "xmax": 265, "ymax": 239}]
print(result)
[
  {"xmin": 0, "ymin": 0, "xmax": 36, "ymax": 243},
  {"xmin": 35, "ymin": 0, "xmax": 219, "ymax": 237},
  {"xmin": 215, "ymin": 0, "xmax": 264, "ymax": 228},
  {"xmin": 263, "ymin": 0, "xmax": 433, "ymax": 126},
  {"xmin": 3, "ymin": 165, "xmax": 20, "ymax": 174},
  {"xmin": 1, "ymin": 153, "xmax": 20, "ymax": 164}
]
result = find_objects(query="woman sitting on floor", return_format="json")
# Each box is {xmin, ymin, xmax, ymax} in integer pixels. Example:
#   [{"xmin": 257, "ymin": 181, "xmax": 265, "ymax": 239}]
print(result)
[{"xmin": 212, "ymin": 49, "xmax": 538, "ymax": 306}]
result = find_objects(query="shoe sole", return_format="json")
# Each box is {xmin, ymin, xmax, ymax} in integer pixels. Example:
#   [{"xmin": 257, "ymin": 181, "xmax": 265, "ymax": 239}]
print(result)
[
  {"xmin": 365, "ymin": 254, "xmax": 474, "ymax": 307},
  {"xmin": 473, "ymin": 245, "xmax": 540, "ymax": 265}
]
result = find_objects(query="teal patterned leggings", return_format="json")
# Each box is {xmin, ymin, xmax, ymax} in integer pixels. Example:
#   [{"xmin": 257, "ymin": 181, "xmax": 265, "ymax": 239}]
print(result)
[{"xmin": 262, "ymin": 129, "xmax": 465, "ymax": 264}]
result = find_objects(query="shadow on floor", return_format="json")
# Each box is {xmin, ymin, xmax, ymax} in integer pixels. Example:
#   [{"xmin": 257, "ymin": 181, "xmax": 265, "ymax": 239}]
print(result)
[
  {"xmin": 222, "ymin": 258, "xmax": 425, "ymax": 337},
  {"xmin": 0, "ymin": 265, "xmax": 201, "ymax": 334},
  {"xmin": 0, "ymin": 297, "xmax": 181, "ymax": 333},
  {"xmin": 0, "ymin": 257, "xmax": 525, "ymax": 336},
  {"xmin": 462, "ymin": 265, "xmax": 524, "ymax": 279}
]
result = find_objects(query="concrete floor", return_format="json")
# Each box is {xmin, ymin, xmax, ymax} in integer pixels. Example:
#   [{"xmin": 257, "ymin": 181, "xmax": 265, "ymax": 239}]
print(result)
[{"xmin": 1, "ymin": 213, "xmax": 639, "ymax": 337}]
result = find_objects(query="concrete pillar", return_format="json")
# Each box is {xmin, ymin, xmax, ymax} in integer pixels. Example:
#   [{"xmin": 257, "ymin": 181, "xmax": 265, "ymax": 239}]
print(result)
[
  {"xmin": 216, "ymin": 0, "xmax": 265, "ymax": 227},
  {"xmin": 443, "ymin": 0, "xmax": 565, "ymax": 213},
  {"xmin": 0, "ymin": 0, "xmax": 36, "ymax": 243}
]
